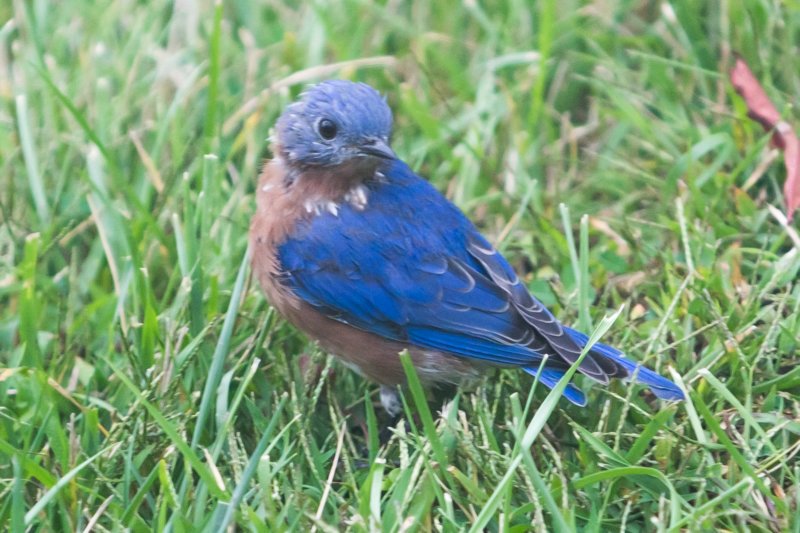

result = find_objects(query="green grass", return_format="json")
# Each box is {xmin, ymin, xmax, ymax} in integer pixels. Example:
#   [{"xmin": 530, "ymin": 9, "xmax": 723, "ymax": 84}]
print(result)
[{"xmin": 2, "ymin": 0, "xmax": 799, "ymax": 531}]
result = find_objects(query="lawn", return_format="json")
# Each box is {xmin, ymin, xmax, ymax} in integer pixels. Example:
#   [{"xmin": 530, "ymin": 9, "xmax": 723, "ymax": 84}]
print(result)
[{"xmin": 1, "ymin": 0, "xmax": 799, "ymax": 531}]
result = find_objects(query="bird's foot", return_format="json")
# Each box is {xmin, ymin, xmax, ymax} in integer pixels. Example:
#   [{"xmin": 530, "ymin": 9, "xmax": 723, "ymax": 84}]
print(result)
[{"xmin": 379, "ymin": 385, "xmax": 403, "ymax": 417}]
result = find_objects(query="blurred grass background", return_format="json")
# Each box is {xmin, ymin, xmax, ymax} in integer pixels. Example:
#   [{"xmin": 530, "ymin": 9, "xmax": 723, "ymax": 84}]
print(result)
[{"xmin": 1, "ymin": 0, "xmax": 799, "ymax": 531}]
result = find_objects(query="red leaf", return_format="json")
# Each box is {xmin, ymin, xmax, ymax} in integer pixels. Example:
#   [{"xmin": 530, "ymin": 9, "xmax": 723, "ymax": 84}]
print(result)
[
  {"xmin": 782, "ymin": 124, "xmax": 800, "ymax": 221},
  {"xmin": 730, "ymin": 56, "xmax": 800, "ymax": 221}
]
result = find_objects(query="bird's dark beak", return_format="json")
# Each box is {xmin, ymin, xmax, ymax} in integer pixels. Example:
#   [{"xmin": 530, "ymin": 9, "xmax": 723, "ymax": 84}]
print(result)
[{"xmin": 358, "ymin": 138, "xmax": 396, "ymax": 160}]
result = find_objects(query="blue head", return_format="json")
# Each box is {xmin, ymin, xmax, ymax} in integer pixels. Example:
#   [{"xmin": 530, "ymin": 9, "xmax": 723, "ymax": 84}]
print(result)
[{"xmin": 275, "ymin": 80, "xmax": 395, "ymax": 169}]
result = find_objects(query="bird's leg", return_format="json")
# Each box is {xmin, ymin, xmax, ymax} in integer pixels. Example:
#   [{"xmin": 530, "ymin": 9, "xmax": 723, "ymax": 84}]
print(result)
[
  {"xmin": 377, "ymin": 385, "xmax": 406, "ymax": 447},
  {"xmin": 379, "ymin": 385, "xmax": 403, "ymax": 417}
]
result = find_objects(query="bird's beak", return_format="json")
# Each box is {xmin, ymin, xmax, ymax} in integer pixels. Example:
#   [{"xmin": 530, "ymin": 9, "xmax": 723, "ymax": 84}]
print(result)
[{"xmin": 358, "ymin": 138, "xmax": 396, "ymax": 160}]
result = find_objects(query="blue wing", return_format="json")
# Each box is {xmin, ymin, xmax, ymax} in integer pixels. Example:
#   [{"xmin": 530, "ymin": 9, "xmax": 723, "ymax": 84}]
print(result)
[{"xmin": 278, "ymin": 160, "xmax": 684, "ymax": 404}]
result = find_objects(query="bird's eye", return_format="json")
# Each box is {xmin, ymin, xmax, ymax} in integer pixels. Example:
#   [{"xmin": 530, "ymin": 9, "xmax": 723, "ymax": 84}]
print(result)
[{"xmin": 317, "ymin": 118, "xmax": 338, "ymax": 140}]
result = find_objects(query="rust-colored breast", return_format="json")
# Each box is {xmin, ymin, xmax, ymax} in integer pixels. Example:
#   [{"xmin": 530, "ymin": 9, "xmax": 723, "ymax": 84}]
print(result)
[{"xmin": 249, "ymin": 159, "xmax": 302, "ymax": 315}]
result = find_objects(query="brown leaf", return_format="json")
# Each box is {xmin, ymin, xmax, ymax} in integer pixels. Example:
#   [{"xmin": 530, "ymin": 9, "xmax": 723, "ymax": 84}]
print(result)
[
  {"xmin": 781, "ymin": 122, "xmax": 800, "ymax": 220},
  {"xmin": 730, "ymin": 56, "xmax": 800, "ymax": 220}
]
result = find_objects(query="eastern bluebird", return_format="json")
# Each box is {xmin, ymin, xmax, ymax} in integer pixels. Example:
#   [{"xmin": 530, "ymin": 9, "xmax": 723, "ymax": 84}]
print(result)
[{"xmin": 250, "ymin": 80, "xmax": 684, "ymax": 415}]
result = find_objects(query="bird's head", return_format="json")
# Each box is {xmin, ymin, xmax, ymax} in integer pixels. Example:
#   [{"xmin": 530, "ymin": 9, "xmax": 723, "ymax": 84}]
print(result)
[{"xmin": 274, "ymin": 80, "xmax": 395, "ymax": 172}]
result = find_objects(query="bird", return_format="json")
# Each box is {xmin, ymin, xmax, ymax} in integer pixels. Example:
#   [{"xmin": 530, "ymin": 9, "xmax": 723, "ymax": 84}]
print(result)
[{"xmin": 249, "ymin": 79, "xmax": 685, "ymax": 416}]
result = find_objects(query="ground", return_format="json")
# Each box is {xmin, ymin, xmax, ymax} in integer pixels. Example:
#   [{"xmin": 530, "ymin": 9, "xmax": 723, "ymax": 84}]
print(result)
[{"xmin": 1, "ymin": 1, "xmax": 799, "ymax": 531}]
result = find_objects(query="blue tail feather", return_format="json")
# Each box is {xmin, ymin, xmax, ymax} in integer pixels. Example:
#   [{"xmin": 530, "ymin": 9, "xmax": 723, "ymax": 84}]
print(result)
[
  {"xmin": 524, "ymin": 366, "xmax": 587, "ymax": 406},
  {"xmin": 563, "ymin": 327, "xmax": 685, "ymax": 401}
]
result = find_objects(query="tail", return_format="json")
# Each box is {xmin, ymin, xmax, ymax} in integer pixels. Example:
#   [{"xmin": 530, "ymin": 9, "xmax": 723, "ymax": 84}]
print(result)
[{"xmin": 563, "ymin": 327, "xmax": 685, "ymax": 401}]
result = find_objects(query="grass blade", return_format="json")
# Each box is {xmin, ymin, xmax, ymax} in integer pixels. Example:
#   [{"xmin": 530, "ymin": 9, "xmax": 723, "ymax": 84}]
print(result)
[
  {"xmin": 24, "ymin": 446, "xmax": 111, "ymax": 525},
  {"xmin": 15, "ymin": 95, "xmax": 50, "ymax": 225},
  {"xmin": 399, "ymin": 351, "xmax": 452, "ymax": 484},
  {"xmin": 108, "ymin": 360, "xmax": 228, "ymax": 500},
  {"xmin": 191, "ymin": 245, "xmax": 251, "ymax": 448},
  {"xmin": 469, "ymin": 307, "xmax": 623, "ymax": 532}
]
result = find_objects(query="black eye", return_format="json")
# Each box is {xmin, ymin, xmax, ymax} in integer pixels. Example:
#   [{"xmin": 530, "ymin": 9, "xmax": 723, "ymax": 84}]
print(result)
[{"xmin": 317, "ymin": 118, "xmax": 338, "ymax": 140}]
